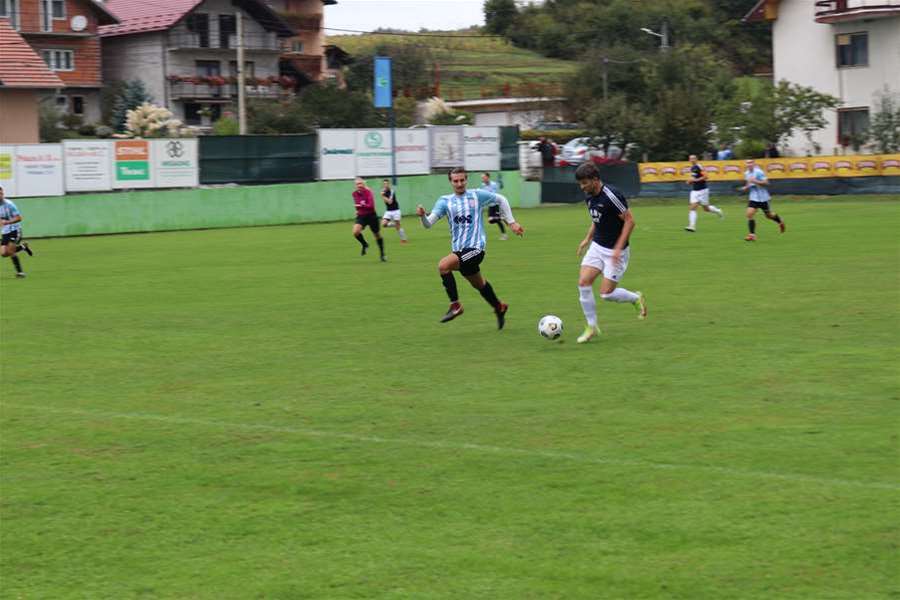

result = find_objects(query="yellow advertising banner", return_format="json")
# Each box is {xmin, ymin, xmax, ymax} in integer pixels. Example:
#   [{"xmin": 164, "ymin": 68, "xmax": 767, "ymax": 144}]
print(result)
[{"xmin": 639, "ymin": 154, "xmax": 900, "ymax": 183}]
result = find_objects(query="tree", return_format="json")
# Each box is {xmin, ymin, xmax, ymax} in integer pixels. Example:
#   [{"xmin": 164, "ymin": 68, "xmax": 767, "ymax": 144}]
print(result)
[
  {"xmin": 484, "ymin": 0, "xmax": 518, "ymax": 36},
  {"xmin": 581, "ymin": 94, "xmax": 653, "ymax": 159},
  {"xmin": 345, "ymin": 43, "xmax": 433, "ymax": 98},
  {"xmin": 298, "ymin": 82, "xmax": 383, "ymax": 128},
  {"xmin": 111, "ymin": 79, "xmax": 154, "ymax": 132},
  {"xmin": 773, "ymin": 80, "xmax": 842, "ymax": 154},
  {"xmin": 868, "ymin": 86, "xmax": 900, "ymax": 153}
]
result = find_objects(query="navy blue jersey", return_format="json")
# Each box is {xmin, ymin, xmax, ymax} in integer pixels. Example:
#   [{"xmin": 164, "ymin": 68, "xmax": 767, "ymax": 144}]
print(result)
[
  {"xmin": 585, "ymin": 184, "xmax": 629, "ymax": 249},
  {"xmin": 690, "ymin": 164, "xmax": 707, "ymax": 191},
  {"xmin": 382, "ymin": 188, "xmax": 399, "ymax": 211}
]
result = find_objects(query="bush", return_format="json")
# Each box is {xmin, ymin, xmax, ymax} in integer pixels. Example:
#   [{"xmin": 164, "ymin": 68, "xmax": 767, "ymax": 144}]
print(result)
[
  {"xmin": 78, "ymin": 123, "xmax": 97, "ymax": 136},
  {"xmin": 60, "ymin": 113, "xmax": 83, "ymax": 131},
  {"xmin": 212, "ymin": 116, "xmax": 240, "ymax": 136},
  {"xmin": 95, "ymin": 125, "xmax": 114, "ymax": 138},
  {"xmin": 39, "ymin": 104, "xmax": 63, "ymax": 143},
  {"xmin": 735, "ymin": 139, "xmax": 767, "ymax": 159}
]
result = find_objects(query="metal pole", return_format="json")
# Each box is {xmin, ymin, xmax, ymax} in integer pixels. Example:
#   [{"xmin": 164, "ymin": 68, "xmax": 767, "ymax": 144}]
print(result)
[
  {"xmin": 602, "ymin": 57, "xmax": 609, "ymax": 101},
  {"xmin": 237, "ymin": 11, "xmax": 247, "ymax": 134},
  {"xmin": 661, "ymin": 19, "xmax": 671, "ymax": 52},
  {"xmin": 390, "ymin": 107, "xmax": 397, "ymax": 186}
]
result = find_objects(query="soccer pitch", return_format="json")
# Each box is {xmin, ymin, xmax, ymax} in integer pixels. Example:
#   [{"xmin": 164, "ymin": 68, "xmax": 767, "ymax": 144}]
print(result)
[{"xmin": 1, "ymin": 196, "xmax": 898, "ymax": 598}]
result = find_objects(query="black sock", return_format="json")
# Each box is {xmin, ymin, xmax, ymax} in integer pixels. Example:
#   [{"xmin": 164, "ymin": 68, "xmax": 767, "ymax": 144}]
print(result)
[
  {"xmin": 748, "ymin": 219, "xmax": 756, "ymax": 234},
  {"xmin": 441, "ymin": 273, "xmax": 459, "ymax": 303},
  {"xmin": 15, "ymin": 244, "xmax": 23, "ymax": 253},
  {"xmin": 11, "ymin": 255, "xmax": 22, "ymax": 273},
  {"xmin": 376, "ymin": 237, "xmax": 384, "ymax": 256},
  {"xmin": 478, "ymin": 281, "xmax": 501, "ymax": 309},
  {"xmin": 497, "ymin": 221, "xmax": 506, "ymax": 234},
  {"xmin": 769, "ymin": 213, "xmax": 782, "ymax": 224},
  {"xmin": 355, "ymin": 233, "xmax": 367, "ymax": 247}
]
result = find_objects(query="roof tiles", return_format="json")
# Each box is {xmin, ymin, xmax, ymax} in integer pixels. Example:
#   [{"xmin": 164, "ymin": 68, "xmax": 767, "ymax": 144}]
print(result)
[{"xmin": 0, "ymin": 18, "xmax": 64, "ymax": 89}]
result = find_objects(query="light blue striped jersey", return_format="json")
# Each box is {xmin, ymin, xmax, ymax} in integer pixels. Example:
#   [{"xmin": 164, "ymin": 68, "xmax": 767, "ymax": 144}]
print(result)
[
  {"xmin": 0, "ymin": 200, "xmax": 22, "ymax": 235},
  {"xmin": 744, "ymin": 166, "xmax": 771, "ymax": 202},
  {"xmin": 481, "ymin": 180, "xmax": 500, "ymax": 195},
  {"xmin": 431, "ymin": 189, "xmax": 498, "ymax": 251}
]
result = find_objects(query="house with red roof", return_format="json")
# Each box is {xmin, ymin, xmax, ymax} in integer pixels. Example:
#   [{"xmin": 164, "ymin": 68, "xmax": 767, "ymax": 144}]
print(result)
[
  {"xmin": 0, "ymin": 0, "xmax": 118, "ymax": 126},
  {"xmin": 99, "ymin": 0, "xmax": 301, "ymax": 127},
  {"xmin": 265, "ymin": 0, "xmax": 337, "ymax": 87},
  {"xmin": 0, "ymin": 17, "xmax": 64, "ymax": 142}
]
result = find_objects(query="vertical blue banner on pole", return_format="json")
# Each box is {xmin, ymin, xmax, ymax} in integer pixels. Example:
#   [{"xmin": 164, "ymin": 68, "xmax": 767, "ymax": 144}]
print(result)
[{"xmin": 374, "ymin": 56, "xmax": 392, "ymax": 108}]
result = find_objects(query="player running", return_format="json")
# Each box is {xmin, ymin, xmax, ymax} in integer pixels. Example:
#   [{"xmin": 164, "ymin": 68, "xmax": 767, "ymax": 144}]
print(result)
[
  {"xmin": 380, "ymin": 179, "xmax": 408, "ymax": 244},
  {"xmin": 351, "ymin": 177, "xmax": 386, "ymax": 261},
  {"xmin": 741, "ymin": 159, "xmax": 785, "ymax": 241},
  {"xmin": 416, "ymin": 167, "xmax": 524, "ymax": 329},
  {"xmin": 574, "ymin": 162, "xmax": 646, "ymax": 344},
  {"xmin": 684, "ymin": 154, "xmax": 723, "ymax": 231},
  {"xmin": 480, "ymin": 172, "xmax": 508, "ymax": 240},
  {"xmin": 0, "ymin": 186, "xmax": 33, "ymax": 278}
]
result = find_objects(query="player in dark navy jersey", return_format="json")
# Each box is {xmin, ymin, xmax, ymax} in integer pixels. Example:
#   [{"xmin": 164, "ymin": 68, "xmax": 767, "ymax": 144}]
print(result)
[
  {"xmin": 684, "ymin": 154, "xmax": 723, "ymax": 231},
  {"xmin": 574, "ymin": 162, "xmax": 646, "ymax": 343},
  {"xmin": 380, "ymin": 179, "xmax": 408, "ymax": 243}
]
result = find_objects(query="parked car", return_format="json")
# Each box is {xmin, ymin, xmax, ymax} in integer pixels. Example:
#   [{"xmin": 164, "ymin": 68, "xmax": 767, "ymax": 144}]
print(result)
[
  {"xmin": 557, "ymin": 137, "xmax": 625, "ymax": 165},
  {"xmin": 533, "ymin": 121, "xmax": 582, "ymax": 131}
]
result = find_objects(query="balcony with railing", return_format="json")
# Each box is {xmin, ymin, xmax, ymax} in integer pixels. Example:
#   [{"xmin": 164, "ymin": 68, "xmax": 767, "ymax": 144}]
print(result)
[
  {"xmin": 168, "ymin": 75, "xmax": 296, "ymax": 99},
  {"xmin": 814, "ymin": 0, "xmax": 900, "ymax": 22},
  {"xmin": 167, "ymin": 31, "xmax": 280, "ymax": 51}
]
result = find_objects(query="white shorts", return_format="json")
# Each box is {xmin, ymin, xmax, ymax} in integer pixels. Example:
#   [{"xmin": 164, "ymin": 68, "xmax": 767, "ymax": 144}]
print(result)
[
  {"xmin": 580, "ymin": 242, "xmax": 630, "ymax": 282},
  {"xmin": 382, "ymin": 209, "xmax": 402, "ymax": 223},
  {"xmin": 689, "ymin": 189, "xmax": 710, "ymax": 205}
]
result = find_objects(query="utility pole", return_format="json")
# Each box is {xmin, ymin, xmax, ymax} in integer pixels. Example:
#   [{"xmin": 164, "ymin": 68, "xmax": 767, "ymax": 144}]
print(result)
[
  {"xmin": 237, "ymin": 11, "xmax": 247, "ymax": 134},
  {"xmin": 661, "ymin": 18, "xmax": 671, "ymax": 52},
  {"xmin": 602, "ymin": 57, "xmax": 609, "ymax": 101}
]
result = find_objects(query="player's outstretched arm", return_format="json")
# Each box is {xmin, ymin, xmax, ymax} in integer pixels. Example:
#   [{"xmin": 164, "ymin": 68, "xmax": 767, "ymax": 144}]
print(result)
[{"xmin": 417, "ymin": 204, "xmax": 441, "ymax": 229}]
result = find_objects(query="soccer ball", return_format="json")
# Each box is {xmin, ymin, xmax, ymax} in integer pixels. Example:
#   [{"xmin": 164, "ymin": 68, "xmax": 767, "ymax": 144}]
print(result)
[{"xmin": 538, "ymin": 315, "xmax": 563, "ymax": 340}]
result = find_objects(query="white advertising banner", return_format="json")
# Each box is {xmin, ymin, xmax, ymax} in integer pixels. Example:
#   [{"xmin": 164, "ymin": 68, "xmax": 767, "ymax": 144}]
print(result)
[
  {"xmin": 63, "ymin": 140, "xmax": 113, "ymax": 192},
  {"xmin": 319, "ymin": 129, "xmax": 357, "ymax": 180},
  {"xmin": 356, "ymin": 129, "xmax": 393, "ymax": 177},
  {"xmin": 394, "ymin": 128, "xmax": 430, "ymax": 176},
  {"xmin": 14, "ymin": 144, "xmax": 64, "ymax": 197},
  {"xmin": 463, "ymin": 126, "xmax": 501, "ymax": 172},
  {"xmin": 0, "ymin": 146, "xmax": 16, "ymax": 197},
  {"xmin": 112, "ymin": 139, "xmax": 154, "ymax": 189},
  {"xmin": 431, "ymin": 126, "xmax": 465, "ymax": 168},
  {"xmin": 153, "ymin": 138, "xmax": 199, "ymax": 188}
]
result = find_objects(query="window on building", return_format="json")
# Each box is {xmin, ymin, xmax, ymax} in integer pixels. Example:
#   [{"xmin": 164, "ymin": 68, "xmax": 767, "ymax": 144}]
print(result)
[
  {"xmin": 836, "ymin": 32, "xmax": 868, "ymax": 67},
  {"xmin": 291, "ymin": 41, "xmax": 304, "ymax": 53},
  {"xmin": 183, "ymin": 103, "xmax": 222, "ymax": 125},
  {"xmin": 0, "ymin": 0, "xmax": 19, "ymax": 29},
  {"xmin": 219, "ymin": 14, "xmax": 236, "ymax": 49},
  {"xmin": 195, "ymin": 60, "xmax": 221, "ymax": 76},
  {"xmin": 186, "ymin": 13, "xmax": 210, "ymax": 48},
  {"xmin": 838, "ymin": 108, "xmax": 870, "ymax": 146},
  {"xmin": 39, "ymin": 0, "xmax": 64, "ymax": 31},
  {"xmin": 71, "ymin": 96, "xmax": 84, "ymax": 115},
  {"xmin": 228, "ymin": 60, "xmax": 255, "ymax": 79},
  {"xmin": 41, "ymin": 49, "xmax": 74, "ymax": 71},
  {"xmin": 56, "ymin": 96, "xmax": 68, "ymax": 109}
]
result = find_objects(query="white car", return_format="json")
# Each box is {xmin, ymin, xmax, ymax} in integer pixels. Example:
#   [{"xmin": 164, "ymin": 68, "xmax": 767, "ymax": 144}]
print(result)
[{"xmin": 558, "ymin": 137, "xmax": 624, "ymax": 165}]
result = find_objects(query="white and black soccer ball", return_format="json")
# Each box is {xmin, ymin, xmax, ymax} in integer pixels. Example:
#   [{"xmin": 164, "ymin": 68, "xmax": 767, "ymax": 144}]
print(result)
[{"xmin": 538, "ymin": 315, "xmax": 563, "ymax": 340}]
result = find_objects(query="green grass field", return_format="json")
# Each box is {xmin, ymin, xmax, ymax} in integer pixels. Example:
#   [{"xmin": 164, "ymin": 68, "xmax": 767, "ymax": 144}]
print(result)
[{"xmin": 2, "ymin": 196, "xmax": 898, "ymax": 599}]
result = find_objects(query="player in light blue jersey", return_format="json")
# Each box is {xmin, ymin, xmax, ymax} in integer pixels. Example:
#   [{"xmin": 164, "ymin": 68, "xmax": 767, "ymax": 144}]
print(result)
[
  {"xmin": 481, "ymin": 172, "xmax": 507, "ymax": 240},
  {"xmin": 416, "ymin": 167, "xmax": 524, "ymax": 328},
  {"xmin": 0, "ymin": 186, "xmax": 33, "ymax": 278},
  {"xmin": 741, "ymin": 159, "xmax": 785, "ymax": 241}
]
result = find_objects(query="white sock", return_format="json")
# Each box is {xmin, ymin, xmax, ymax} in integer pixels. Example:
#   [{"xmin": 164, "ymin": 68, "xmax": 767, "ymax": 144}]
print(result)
[
  {"xmin": 688, "ymin": 210, "xmax": 697, "ymax": 229},
  {"xmin": 709, "ymin": 205, "xmax": 722, "ymax": 215},
  {"xmin": 601, "ymin": 288, "xmax": 639, "ymax": 303},
  {"xmin": 398, "ymin": 228, "xmax": 407, "ymax": 241},
  {"xmin": 578, "ymin": 285, "xmax": 597, "ymax": 328}
]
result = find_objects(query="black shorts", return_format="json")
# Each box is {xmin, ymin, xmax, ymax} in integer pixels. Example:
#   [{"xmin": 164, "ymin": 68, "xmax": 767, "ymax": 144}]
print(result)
[
  {"xmin": 454, "ymin": 247, "xmax": 485, "ymax": 276},
  {"xmin": 1, "ymin": 230, "xmax": 22, "ymax": 246},
  {"xmin": 355, "ymin": 213, "xmax": 380, "ymax": 233},
  {"xmin": 748, "ymin": 201, "xmax": 771, "ymax": 211},
  {"xmin": 487, "ymin": 204, "xmax": 501, "ymax": 223}
]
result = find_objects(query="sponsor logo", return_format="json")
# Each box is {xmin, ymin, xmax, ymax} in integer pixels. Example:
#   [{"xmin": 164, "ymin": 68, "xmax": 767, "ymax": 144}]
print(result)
[
  {"xmin": 835, "ymin": 160, "xmax": 852, "ymax": 169},
  {"xmin": 724, "ymin": 165, "xmax": 742, "ymax": 173},
  {"xmin": 680, "ymin": 166, "xmax": 692, "ymax": 175},
  {"xmin": 705, "ymin": 165, "xmax": 720, "ymax": 173},
  {"xmin": 789, "ymin": 162, "xmax": 808, "ymax": 172},
  {"xmin": 812, "ymin": 161, "xmax": 830, "ymax": 171},
  {"xmin": 883, "ymin": 159, "xmax": 900, "ymax": 169},
  {"xmin": 115, "ymin": 141, "xmax": 149, "ymax": 160},
  {"xmin": 322, "ymin": 147, "xmax": 354, "ymax": 155},
  {"xmin": 166, "ymin": 140, "xmax": 185, "ymax": 159},
  {"xmin": 661, "ymin": 167, "xmax": 677, "ymax": 175},
  {"xmin": 767, "ymin": 162, "xmax": 785, "ymax": 172},
  {"xmin": 641, "ymin": 167, "xmax": 658, "ymax": 175},
  {"xmin": 856, "ymin": 160, "xmax": 877, "ymax": 170},
  {"xmin": 364, "ymin": 131, "xmax": 383, "ymax": 148}
]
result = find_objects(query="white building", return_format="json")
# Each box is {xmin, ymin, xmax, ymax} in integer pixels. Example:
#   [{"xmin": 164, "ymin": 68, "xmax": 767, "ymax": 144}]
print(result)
[{"xmin": 745, "ymin": 0, "xmax": 900, "ymax": 155}]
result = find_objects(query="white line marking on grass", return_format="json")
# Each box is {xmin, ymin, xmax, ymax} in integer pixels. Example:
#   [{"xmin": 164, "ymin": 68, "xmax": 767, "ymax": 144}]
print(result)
[{"xmin": 6, "ymin": 403, "xmax": 898, "ymax": 491}]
